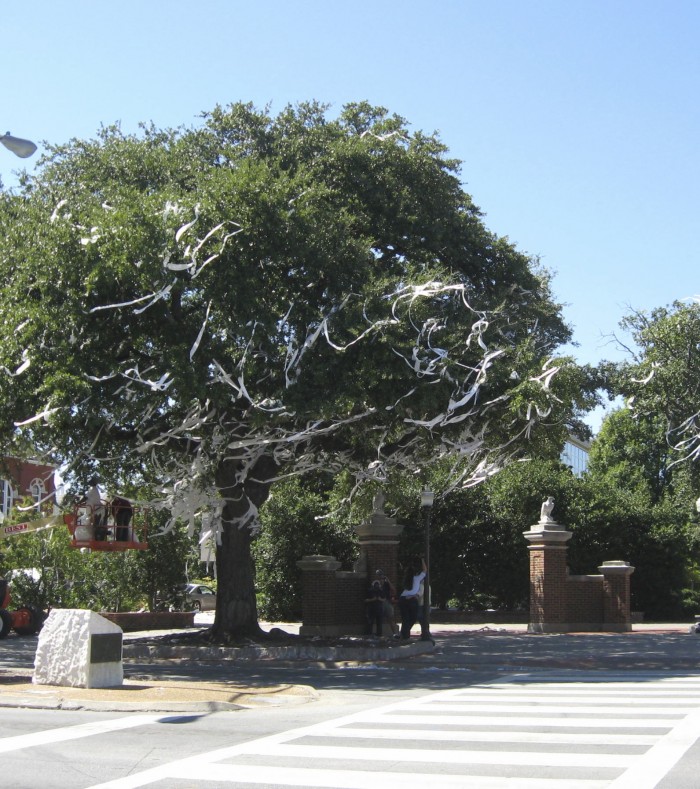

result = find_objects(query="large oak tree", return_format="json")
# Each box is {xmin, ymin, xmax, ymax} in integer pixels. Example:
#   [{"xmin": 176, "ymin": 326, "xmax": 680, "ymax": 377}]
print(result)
[
  {"xmin": 610, "ymin": 301, "xmax": 700, "ymax": 474},
  {"xmin": 0, "ymin": 102, "xmax": 588, "ymax": 639}
]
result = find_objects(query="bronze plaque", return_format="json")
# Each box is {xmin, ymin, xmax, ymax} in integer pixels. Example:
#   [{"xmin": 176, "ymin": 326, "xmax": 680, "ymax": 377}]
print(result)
[{"xmin": 90, "ymin": 633, "xmax": 122, "ymax": 663}]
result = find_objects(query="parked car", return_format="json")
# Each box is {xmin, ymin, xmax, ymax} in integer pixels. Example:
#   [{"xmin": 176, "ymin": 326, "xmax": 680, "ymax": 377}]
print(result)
[{"xmin": 185, "ymin": 583, "xmax": 216, "ymax": 611}]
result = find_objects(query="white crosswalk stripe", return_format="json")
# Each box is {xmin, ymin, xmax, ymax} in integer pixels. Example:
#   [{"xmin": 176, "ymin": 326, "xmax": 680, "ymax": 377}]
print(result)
[
  {"xmin": 79, "ymin": 672, "xmax": 700, "ymax": 788},
  {"xmin": 0, "ymin": 713, "xmax": 164, "ymax": 754}
]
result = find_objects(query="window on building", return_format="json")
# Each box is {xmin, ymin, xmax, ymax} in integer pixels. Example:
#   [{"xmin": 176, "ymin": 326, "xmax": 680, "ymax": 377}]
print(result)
[
  {"xmin": 29, "ymin": 478, "xmax": 46, "ymax": 509},
  {"xmin": 561, "ymin": 439, "xmax": 590, "ymax": 477},
  {"xmin": 0, "ymin": 479, "xmax": 14, "ymax": 519}
]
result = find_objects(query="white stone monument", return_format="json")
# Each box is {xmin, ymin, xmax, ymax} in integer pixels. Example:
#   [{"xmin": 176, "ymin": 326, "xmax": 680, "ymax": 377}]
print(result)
[{"xmin": 34, "ymin": 609, "xmax": 124, "ymax": 689}]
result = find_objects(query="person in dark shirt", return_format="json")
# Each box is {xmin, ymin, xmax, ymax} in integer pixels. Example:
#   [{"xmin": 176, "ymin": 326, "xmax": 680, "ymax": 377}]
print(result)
[
  {"xmin": 111, "ymin": 496, "xmax": 133, "ymax": 541},
  {"xmin": 365, "ymin": 579, "xmax": 385, "ymax": 637},
  {"xmin": 376, "ymin": 569, "xmax": 399, "ymax": 637}
]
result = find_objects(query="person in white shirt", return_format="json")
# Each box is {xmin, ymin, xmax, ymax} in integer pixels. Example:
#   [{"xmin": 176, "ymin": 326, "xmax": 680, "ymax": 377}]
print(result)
[
  {"xmin": 398, "ymin": 556, "xmax": 427, "ymax": 640},
  {"xmin": 86, "ymin": 477, "xmax": 107, "ymax": 540}
]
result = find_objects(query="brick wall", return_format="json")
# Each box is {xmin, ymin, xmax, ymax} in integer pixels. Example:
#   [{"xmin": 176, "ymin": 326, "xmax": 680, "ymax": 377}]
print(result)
[
  {"xmin": 363, "ymin": 542, "xmax": 401, "ymax": 593},
  {"xmin": 335, "ymin": 572, "xmax": 367, "ymax": 631},
  {"xmin": 297, "ymin": 509, "xmax": 404, "ymax": 636},
  {"xmin": 565, "ymin": 575, "xmax": 605, "ymax": 628},
  {"xmin": 600, "ymin": 562, "xmax": 635, "ymax": 631},
  {"xmin": 298, "ymin": 556, "xmax": 341, "ymax": 629},
  {"xmin": 525, "ymin": 518, "xmax": 634, "ymax": 633}
]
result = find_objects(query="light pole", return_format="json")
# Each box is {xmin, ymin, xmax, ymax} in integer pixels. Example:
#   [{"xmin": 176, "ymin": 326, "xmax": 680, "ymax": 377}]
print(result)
[
  {"xmin": 0, "ymin": 132, "xmax": 37, "ymax": 159},
  {"xmin": 420, "ymin": 488, "xmax": 434, "ymax": 643}
]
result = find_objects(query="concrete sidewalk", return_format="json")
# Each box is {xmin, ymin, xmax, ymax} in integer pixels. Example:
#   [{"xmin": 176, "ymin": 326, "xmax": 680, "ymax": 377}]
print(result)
[
  {"xmin": 0, "ymin": 675, "xmax": 320, "ymax": 713},
  {"xmin": 417, "ymin": 621, "xmax": 700, "ymax": 673},
  {"xmin": 0, "ymin": 620, "xmax": 697, "ymax": 713},
  {"xmin": 0, "ymin": 618, "xmax": 434, "ymax": 712}
]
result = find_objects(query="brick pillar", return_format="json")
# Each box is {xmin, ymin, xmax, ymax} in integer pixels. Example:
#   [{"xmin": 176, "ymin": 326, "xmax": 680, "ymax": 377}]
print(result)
[
  {"xmin": 296, "ymin": 555, "xmax": 341, "ymax": 636},
  {"xmin": 599, "ymin": 560, "xmax": 635, "ymax": 632},
  {"xmin": 334, "ymin": 570, "xmax": 367, "ymax": 635},
  {"xmin": 523, "ymin": 517, "xmax": 572, "ymax": 633},
  {"xmin": 354, "ymin": 507, "xmax": 404, "ymax": 596}
]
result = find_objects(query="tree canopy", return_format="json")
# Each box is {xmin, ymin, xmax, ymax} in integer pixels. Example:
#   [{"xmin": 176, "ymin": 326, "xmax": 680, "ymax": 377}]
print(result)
[
  {"xmin": 0, "ymin": 101, "xmax": 590, "ymax": 638},
  {"xmin": 610, "ymin": 301, "xmax": 700, "ymax": 475}
]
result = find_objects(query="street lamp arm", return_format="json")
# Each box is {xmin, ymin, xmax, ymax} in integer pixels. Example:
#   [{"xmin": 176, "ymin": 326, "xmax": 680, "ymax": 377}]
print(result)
[{"xmin": 0, "ymin": 132, "xmax": 37, "ymax": 159}]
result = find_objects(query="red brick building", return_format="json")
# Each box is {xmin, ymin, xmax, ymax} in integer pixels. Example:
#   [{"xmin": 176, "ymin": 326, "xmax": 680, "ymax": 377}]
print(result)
[{"xmin": 0, "ymin": 458, "xmax": 57, "ymax": 518}]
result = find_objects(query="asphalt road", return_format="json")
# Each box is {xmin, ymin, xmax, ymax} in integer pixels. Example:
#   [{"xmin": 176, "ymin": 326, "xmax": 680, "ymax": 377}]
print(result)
[
  {"xmin": 4, "ymin": 667, "xmax": 700, "ymax": 788},
  {"xmin": 3, "ymin": 618, "xmax": 700, "ymax": 787}
]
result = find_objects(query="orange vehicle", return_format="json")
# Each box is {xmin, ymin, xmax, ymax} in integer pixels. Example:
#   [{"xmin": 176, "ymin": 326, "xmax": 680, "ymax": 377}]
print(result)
[{"xmin": 0, "ymin": 577, "xmax": 44, "ymax": 639}]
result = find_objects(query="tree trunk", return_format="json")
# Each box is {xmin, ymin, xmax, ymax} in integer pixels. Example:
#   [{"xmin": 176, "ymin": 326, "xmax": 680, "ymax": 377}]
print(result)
[
  {"xmin": 211, "ymin": 517, "xmax": 261, "ymax": 640},
  {"xmin": 210, "ymin": 454, "xmax": 278, "ymax": 641}
]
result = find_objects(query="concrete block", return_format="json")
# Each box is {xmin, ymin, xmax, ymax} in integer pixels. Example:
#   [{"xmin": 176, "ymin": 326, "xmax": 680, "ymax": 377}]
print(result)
[{"xmin": 33, "ymin": 609, "xmax": 123, "ymax": 688}]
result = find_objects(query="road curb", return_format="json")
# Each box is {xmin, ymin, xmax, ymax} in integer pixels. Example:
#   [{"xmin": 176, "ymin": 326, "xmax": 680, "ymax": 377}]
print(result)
[
  {"xmin": 122, "ymin": 638, "xmax": 435, "ymax": 662},
  {"xmin": 0, "ymin": 675, "xmax": 319, "ymax": 713}
]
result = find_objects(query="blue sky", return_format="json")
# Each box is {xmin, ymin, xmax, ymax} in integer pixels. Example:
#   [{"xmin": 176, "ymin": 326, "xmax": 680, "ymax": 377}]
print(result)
[{"xmin": 3, "ymin": 1, "xmax": 698, "ymax": 429}]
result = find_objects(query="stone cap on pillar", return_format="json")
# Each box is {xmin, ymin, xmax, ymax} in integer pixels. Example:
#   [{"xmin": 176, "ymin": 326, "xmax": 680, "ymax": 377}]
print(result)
[
  {"xmin": 354, "ymin": 512, "xmax": 404, "ymax": 541},
  {"xmin": 296, "ymin": 555, "xmax": 342, "ymax": 572},
  {"xmin": 598, "ymin": 560, "xmax": 635, "ymax": 576},
  {"xmin": 523, "ymin": 522, "xmax": 572, "ymax": 544}
]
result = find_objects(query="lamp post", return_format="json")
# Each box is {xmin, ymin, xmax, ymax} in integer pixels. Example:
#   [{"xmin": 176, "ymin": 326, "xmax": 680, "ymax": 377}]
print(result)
[
  {"xmin": 420, "ymin": 488, "xmax": 434, "ymax": 643},
  {"xmin": 0, "ymin": 132, "xmax": 37, "ymax": 159}
]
